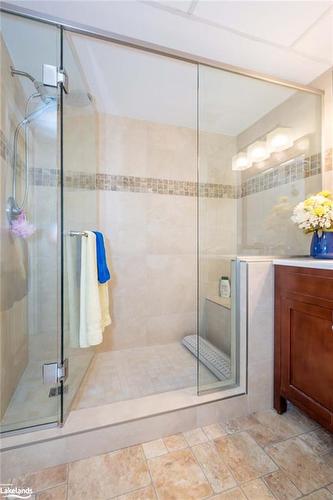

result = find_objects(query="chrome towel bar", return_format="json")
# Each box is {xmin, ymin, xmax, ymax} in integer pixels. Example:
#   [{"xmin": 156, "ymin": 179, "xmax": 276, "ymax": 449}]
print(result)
[{"xmin": 69, "ymin": 230, "xmax": 88, "ymax": 237}]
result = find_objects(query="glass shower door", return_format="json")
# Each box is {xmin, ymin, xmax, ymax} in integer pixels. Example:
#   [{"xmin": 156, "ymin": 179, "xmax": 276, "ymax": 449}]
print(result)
[
  {"xmin": 61, "ymin": 30, "xmax": 98, "ymax": 419},
  {"xmin": 0, "ymin": 12, "xmax": 62, "ymax": 432},
  {"xmin": 197, "ymin": 65, "xmax": 240, "ymax": 394}
]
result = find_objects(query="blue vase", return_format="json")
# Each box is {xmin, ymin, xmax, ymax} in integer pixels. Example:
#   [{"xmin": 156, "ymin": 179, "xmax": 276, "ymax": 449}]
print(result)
[{"xmin": 310, "ymin": 231, "xmax": 333, "ymax": 259}]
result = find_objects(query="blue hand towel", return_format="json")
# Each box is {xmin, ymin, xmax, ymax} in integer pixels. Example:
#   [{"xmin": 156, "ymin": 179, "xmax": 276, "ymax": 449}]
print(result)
[{"xmin": 93, "ymin": 231, "xmax": 111, "ymax": 284}]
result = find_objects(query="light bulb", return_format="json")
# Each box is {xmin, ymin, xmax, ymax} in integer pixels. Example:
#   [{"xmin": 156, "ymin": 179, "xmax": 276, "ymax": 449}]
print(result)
[
  {"xmin": 232, "ymin": 152, "xmax": 251, "ymax": 171},
  {"xmin": 247, "ymin": 141, "xmax": 269, "ymax": 163},
  {"xmin": 266, "ymin": 127, "xmax": 293, "ymax": 153}
]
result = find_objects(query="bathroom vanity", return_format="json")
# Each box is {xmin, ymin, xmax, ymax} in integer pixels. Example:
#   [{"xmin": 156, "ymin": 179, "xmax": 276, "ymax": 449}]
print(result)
[{"xmin": 273, "ymin": 259, "xmax": 333, "ymax": 431}]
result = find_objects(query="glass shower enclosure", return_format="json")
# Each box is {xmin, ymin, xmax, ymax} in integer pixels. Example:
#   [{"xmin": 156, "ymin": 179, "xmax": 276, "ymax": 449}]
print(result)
[{"xmin": 0, "ymin": 7, "xmax": 323, "ymax": 435}]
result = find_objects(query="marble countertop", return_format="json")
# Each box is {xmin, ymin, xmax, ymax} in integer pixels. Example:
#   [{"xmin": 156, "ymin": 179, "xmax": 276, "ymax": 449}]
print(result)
[{"xmin": 273, "ymin": 257, "xmax": 333, "ymax": 270}]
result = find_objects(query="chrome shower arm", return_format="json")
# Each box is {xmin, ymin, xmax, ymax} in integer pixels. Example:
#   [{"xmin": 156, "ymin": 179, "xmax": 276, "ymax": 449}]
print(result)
[{"xmin": 11, "ymin": 66, "xmax": 36, "ymax": 84}]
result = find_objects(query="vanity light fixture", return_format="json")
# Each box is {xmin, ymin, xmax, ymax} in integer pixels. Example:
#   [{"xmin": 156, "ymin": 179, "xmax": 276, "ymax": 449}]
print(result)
[
  {"xmin": 232, "ymin": 152, "xmax": 251, "ymax": 171},
  {"xmin": 266, "ymin": 127, "xmax": 293, "ymax": 153},
  {"xmin": 231, "ymin": 126, "xmax": 294, "ymax": 171},
  {"xmin": 247, "ymin": 140, "xmax": 269, "ymax": 163}
]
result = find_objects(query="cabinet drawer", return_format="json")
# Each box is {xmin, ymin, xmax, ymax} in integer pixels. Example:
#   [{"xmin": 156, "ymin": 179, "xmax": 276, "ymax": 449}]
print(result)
[{"xmin": 276, "ymin": 265, "xmax": 333, "ymax": 305}]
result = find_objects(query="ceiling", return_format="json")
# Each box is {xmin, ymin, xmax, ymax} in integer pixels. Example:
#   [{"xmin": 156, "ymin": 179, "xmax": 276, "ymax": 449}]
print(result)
[
  {"xmin": 1, "ymin": 0, "xmax": 332, "ymax": 134},
  {"xmin": 1, "ymin": 11, "xmax": 295, "ymax": 135},
  {"xmin": 4, "ymin": 0, "xmax": 333, "ymax": 84},
  {"xmin": 67, "ymin": 31, "xmax": 294, "ymax": 135}
]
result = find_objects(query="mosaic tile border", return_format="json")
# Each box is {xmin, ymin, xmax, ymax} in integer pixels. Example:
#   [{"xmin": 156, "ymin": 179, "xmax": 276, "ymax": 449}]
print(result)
[
  {"xmin": 28, "ymin": 153, "xmax": 322, "ymax": 198},
  {"xmin": 96, "ymin": 174, "xmax": 239, "ymax": 198},
  {"xmin": 1, "ymin": 130, "xmax": 328, "ymax": 199},
  {"xmin": 28, "ymin": 169, "xmax": 239, "ymax": 198},
  {"xmin": 241, "ymin": 154, "xmax": 321, "ymax": 197}
]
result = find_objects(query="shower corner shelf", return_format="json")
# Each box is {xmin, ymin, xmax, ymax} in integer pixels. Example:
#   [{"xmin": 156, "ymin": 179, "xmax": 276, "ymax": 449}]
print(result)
[{"xmin": 206, "ymin": 296, "xmax": 231, "ymax": 309}]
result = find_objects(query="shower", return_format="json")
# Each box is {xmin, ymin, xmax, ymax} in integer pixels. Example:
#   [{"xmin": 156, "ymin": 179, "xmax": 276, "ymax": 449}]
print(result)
[
  {"xmin": 6, "ymin": 67, "xmax": 57, "ymax": 224},
  {"xmin": 6, "ymin": 67, "xmax": 93, "ymax": 224}
]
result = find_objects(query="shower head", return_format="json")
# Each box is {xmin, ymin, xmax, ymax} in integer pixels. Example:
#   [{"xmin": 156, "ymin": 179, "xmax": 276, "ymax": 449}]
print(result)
[
  {"xmin": 33, "ymin": 80, "xmax": 55, "ymax": 104},
  {"xmin": 11, "ymin": 66, "xmax": 55, "ymax": 104}
]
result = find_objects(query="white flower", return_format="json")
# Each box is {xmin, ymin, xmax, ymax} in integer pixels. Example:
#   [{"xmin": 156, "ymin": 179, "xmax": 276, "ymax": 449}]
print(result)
[{"xmin": 291, "ymin": 192, "xmax": 333, "ymax": 233}]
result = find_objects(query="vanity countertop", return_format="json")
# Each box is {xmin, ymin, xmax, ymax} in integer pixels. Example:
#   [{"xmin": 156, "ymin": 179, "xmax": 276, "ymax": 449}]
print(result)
[{"xmin": 273, "ymin": 257, "xmax": 333, "ymax": 270}]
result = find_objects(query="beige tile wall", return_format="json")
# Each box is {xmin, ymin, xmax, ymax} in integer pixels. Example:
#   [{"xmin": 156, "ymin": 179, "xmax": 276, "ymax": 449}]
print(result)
[
  {"xmin": 97, "ymin": 114, "xmax": 238, "ymax": 351},
  {"xmin": 98, "ymin": 191, "xmax": 197, "ymax": 350},
  {"xmin": 98, "ymin": 114, "xmax": 197, "ymax": 181},
  {"xmin": 97, "ymin": 115, "xmax": 196, "ymax": 351}
]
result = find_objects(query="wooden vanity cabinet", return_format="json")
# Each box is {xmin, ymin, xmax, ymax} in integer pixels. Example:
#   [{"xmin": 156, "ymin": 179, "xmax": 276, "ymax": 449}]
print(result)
[{"xmin": 274, "ymin": 265, "xmax": 333, "ymax": 431}]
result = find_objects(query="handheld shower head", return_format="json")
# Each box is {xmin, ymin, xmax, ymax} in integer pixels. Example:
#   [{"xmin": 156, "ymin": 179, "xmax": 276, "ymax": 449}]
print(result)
[
  {"xmin": 33, "ymin": 80, "xmax": 55, "ymax": 103},
  {"xmin": 11, "ymin": 66, "xmax": 55, "ymax": 103}
]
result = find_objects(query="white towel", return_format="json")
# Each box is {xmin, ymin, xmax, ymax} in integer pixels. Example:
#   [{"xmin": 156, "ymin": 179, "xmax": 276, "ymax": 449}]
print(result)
[
  {"xmin": 65, "ymin": 235, "xmax": 80, "ymax": 348},
  {"xmin": 99, "ymin": 282, "xmax": 111, "ymax": 330},
  {"xmin": 79, "ymin": 231, "xmax": 103, "ymax": 347}
]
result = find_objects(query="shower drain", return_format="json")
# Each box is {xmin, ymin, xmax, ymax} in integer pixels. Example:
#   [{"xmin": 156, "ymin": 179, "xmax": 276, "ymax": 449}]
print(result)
[{"xmin": 182, "ymin": 335, "xmax": 231, "ymax": 380}]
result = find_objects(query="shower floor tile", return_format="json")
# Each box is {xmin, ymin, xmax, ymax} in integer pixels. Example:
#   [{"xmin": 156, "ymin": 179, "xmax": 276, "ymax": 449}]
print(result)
[
  {"xmin": 75, "ymin": 342, "xmax": 218, "ymax": 409},
  {"xmin": 1, "ymin": 333, "xmax": 94, "ymax": 432}
]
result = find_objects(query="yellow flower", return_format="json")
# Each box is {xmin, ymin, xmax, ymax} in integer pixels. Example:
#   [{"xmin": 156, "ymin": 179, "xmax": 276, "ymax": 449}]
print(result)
[
  {"xmin": 314, "ymin": 206, "xmax": 325, "ymax": 217},
  {"xmin": 317, "ymin": 190, "xmax": 332, "ymax": 198},
  {"xmin": 304, "ymin": 198, "xmax": 315, "ymax": 207}
]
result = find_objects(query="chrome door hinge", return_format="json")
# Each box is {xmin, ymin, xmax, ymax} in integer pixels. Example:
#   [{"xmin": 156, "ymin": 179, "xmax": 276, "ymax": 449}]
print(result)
[
  {"xmin": 42, "ymin": 359, "xmax": 69, "ymax": 385},
  {"xmin": 43, "ymin": 64, "xmax": 69, "ymax": 93}
]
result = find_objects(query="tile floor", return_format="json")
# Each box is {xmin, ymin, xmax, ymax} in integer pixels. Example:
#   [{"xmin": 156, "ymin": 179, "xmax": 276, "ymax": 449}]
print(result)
[
  {"xmin": 75, "ymin": 343, "xmax": 218, "ymax": 409},
  {"xmin": 8, "ymin": 405, "xmax": 333, "ymax": 499}
]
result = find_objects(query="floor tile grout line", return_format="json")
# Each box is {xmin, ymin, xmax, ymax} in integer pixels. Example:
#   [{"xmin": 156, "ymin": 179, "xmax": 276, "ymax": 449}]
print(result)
[
  {"xmin": 142, "ymin": 444, "xmax": 161, "ymax": 500},
  {"xmin": 262, "ymin": 433, "xmax": 333, "ymax": 497},
  {"xmin": 240, "ymin": 480, "xmax": 278, "ymax": 500},
  {"xmin": 261, "ymin": 470, "xmax": 303, "ymax": 500},
  {"xmin": 229, "ymin": 414, "xmax": 323, "ymax": 493},
  {"xmin": 26, "ymin": 480, "xmax": 68, "ymax": 497},
  {"xmin": 207, "ymin": 428, "xmax": 283, "ymax": 494},
  {"xmin": 206, "ymin": 439, "xmax": 242, "ymax": 491},
  {"xmin": 263, "ymin": 432, "xmax": 333, "ymax": 457},
  {"xmin": 191, "ymin": 442, "xmax": 225, "ymax": 496},
  {"xmin": 210, "ymin": 424, "xmax": 324, "ymax": 497},
  {"xmin": 193, "ymin": 429, "xmax": 243, "ymax": 491}
]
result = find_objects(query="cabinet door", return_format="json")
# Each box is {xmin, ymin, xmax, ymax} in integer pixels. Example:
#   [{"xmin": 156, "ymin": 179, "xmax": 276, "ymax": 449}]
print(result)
[{"xmin": 281, "ymin": 298, "xmax": 333, "ymax": 420}]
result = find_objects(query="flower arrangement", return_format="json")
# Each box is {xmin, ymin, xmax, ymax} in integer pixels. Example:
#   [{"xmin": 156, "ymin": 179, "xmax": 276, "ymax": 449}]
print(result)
[{"xmin": 291, "ymin": 191, "xmax": 333, "ymax": 233}]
